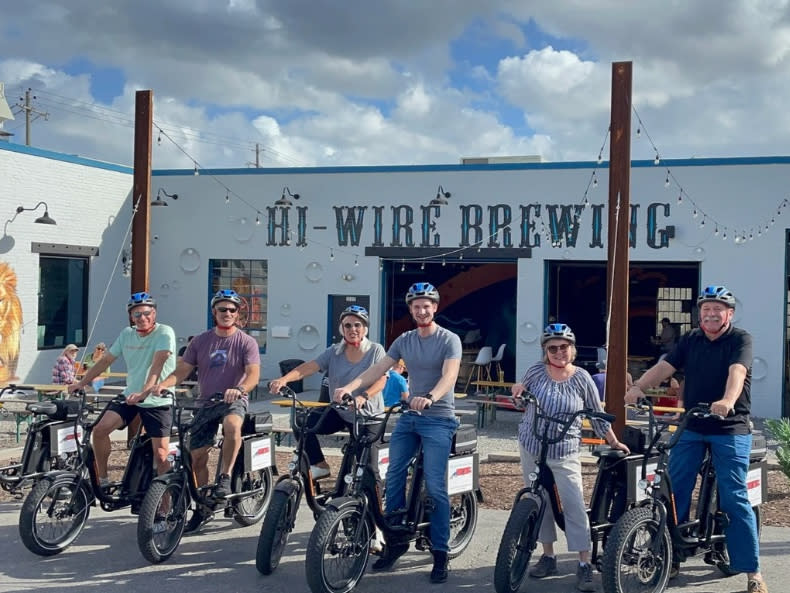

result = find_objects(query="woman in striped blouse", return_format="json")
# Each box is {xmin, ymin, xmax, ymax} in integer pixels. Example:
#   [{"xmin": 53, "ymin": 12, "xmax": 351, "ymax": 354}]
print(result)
[{"xmin": 511, "ymin": 323, "xmax": 628, "ymax": 592}]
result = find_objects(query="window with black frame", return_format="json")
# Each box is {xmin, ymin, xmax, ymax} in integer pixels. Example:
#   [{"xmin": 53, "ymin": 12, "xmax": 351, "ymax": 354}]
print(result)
[
  {"xmin": 209, "ymin": 259, "xmax": 268, "ymax": 353},
  {"xmin": 38, "ymin": 255, "xmax": 88, "ymax": 349}
]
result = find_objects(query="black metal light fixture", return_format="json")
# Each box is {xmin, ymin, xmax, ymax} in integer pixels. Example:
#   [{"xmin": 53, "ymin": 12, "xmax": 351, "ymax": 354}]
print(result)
[
  {"xmin": 152, "ymin": 188, "xmax": 178, "ymax": 207},
  {"xmin": 430, "ymin": 185, "xmax": 451, "ymax": 207},
  {"xmin": 275, "ymin": 186, "xmax": 300, "ymax": 207},
  {"xmin": 11, "ymin": 201, "xmax": 57, "ymax": 225}
]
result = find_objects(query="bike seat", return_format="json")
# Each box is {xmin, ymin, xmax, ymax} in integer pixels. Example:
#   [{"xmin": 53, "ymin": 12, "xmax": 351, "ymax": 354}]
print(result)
[
  {"xmin": 25, "ymin": 401, "xmax": 58, "ymax": 416},
  {"xmin": 592, "ymin": 447, "xmax": 627, "ymax": 460}
]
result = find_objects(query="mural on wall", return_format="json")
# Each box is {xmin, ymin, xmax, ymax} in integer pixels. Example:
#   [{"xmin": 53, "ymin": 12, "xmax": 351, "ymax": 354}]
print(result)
[{"xmin": 0, "ymin": 262, "xmax": 22, "ymax": 387}]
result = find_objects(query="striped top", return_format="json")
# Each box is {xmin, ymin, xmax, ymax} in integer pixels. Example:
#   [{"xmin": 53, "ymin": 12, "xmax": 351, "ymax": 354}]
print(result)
[{"xmin": 517, "ymin": 362, "xmax": 610, "ymax": 459}]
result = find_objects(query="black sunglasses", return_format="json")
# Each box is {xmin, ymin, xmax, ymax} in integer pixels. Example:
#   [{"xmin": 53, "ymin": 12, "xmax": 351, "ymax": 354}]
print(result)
[
  {"xmin": 546, "ymin": 343, "xmax": 570, "ymax": 354},
  {"xmin": 216, "ymin": 307, "xmax": 238, "ymax": 313}
]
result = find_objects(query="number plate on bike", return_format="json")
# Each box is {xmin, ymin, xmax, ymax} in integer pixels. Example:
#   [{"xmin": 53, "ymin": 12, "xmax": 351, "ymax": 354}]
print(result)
[
  {"xmin": 49, "ymin": 422, "xmax": 83, "ymax": 456},
  {"xmin": 447, "ymin": 454, "xmax": 477, "ymax": 494},
  {"xmin": 377, "ymin": 446, "xmax": 390, "ymax": 478},
  {"xmin": 243, "ymin": 436, "xmax": 274, "ymax": 471}
]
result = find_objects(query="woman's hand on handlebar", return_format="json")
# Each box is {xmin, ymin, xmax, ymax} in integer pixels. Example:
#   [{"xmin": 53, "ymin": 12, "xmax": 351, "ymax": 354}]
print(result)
[{"xmin": 67, "ymin": 381, "xmax": 87, "ymax": 394}]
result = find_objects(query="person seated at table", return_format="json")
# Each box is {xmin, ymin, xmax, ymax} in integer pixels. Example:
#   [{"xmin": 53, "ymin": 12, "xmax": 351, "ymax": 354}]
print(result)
[
  {"xmin": 83, "ymin": 342, "xmax": 111, "ymax": 391},
  {"xmin": 268, "ymin": 305, "xmax": 388, "ymax": 480},
  {"xmin": 52, "ymin": 344, "xmax": 79, "ymax": 384},
  {"xmin": 590, "ymin": 358, "xmax": 632, "ymax": 402},
  {"xmin": 651, "ymin": 317, "xmax": 679, "ymax": 355},
  {"xmin": 381, "ymin": 359, "xmax": 409, "ymax": 407}
]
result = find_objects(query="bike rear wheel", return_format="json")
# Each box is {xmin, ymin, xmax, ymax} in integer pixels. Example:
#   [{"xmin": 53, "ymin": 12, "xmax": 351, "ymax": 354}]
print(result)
[
  {"xmin": 305, "ymin": 504, "xmax": 371, "ymax": 593},
  {"xmin": 233, "ymin": 467, "xmax": 274, "ymax": 526},
  {"xmin": 601, "ymin": 506, "xmax": 672, "ymax": 593},
  {"xmin": 448, "ymin": 491, "xmax": 478, "ymax": 558},
  {"xmin": 493, "ymin": 497, "xmax": 540, "ymax": 593},
  {"xmin": 19, "ymin": 476, "xmax": 90, "ymax": 556},
  {"xmin": 256, "ymin": 488, "xmax": 298, "ymax": 574},
  {"xmin": 137, "ymin": 480, "xmax": 188, "ymax": 563}
]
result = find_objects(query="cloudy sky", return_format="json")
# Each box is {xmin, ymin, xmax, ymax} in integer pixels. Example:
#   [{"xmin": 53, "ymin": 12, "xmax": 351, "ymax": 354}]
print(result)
[{"xmin": 1, "ymin": 1, "xmax": 790, "ymax": 169}]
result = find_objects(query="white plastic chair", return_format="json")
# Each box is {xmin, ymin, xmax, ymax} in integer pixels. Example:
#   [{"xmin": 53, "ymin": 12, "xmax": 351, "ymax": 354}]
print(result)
[
  {"xmin": 491, "ymin": 343, "xmax": 506, "ymax": 381},
  {"xmin": 463, "ymin": 346, "xmax": 493, "ymax": 392}
]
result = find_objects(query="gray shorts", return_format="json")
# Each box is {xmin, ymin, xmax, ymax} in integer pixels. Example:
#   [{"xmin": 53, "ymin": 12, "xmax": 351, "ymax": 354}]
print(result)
[{"xmin": 189, "ymin": 399, "xmax": 248, "ymax": 450}]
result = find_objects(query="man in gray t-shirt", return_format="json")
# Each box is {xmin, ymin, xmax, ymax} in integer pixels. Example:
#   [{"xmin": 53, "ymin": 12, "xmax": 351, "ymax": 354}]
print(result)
[{"xmin": 336, "ymin": 282, "xmax": 461, "ymax": 584}]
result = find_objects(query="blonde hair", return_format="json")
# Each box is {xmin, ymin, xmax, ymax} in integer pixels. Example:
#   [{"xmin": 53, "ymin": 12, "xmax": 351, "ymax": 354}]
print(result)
[{"xmin": 334, "ymin": 335, "xmax": 373, "ymax": 355}]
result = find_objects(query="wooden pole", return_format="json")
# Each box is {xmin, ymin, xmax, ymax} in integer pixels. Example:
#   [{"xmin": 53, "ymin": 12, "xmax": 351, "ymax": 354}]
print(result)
[
  {"xmin": 131, "ymin": 90, "xmax": 153, "ymax": 295},
  {"xmin": 605, "ymin": 62, "xmax": 632, "ymax": 437}
]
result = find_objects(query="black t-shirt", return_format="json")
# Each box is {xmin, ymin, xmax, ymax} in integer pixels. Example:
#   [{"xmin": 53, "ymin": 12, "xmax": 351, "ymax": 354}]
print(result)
[{"xmin": 664, "ymin": 325, "xmax": 752, "ymax": 435}]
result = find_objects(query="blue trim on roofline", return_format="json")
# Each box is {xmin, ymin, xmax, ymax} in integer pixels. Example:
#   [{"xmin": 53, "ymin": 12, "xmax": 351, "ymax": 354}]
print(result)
[
  {"xmin": 153, "ymin": 155, "xmax": 790, "ymax": 176},
  {"xmin": 0, "ymin": 142, "xmax": 133, "ymax": 174}
]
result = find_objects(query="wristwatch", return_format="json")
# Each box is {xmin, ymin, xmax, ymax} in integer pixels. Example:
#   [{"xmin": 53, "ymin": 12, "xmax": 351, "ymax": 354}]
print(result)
[
  {"xmin": 235, "ymin": 385, "xmax": 247, "ymax": 395},
  {"xmin": 360, "ymin": 391, "xmax": 369, "ymax": 400},
  {"xmin": 424, "ymin": 393, "xmax": 434, "ymax": 400}
]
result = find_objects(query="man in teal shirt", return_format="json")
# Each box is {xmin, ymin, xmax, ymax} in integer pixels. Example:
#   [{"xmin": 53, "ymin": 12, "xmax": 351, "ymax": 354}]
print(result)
[{"xmin": 71, "ymin": 292, "xmax": 176, "ymax": 485}]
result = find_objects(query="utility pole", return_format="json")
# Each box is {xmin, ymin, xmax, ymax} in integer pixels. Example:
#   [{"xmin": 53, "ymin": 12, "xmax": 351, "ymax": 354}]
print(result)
[
  {"xmin": 16, "ymin": 89, "xmax": 49, "ymax": 146},
  {"xmin": 247, "ymin": 143, "xmax": 261, "ymax": 167},
  {"xmin": 605, "ymin": 61, "xmax": 633, "ymax": 438}
]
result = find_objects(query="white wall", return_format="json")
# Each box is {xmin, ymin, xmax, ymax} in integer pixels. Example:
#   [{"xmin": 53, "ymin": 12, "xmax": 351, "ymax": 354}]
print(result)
[{"xmin": 0, "ymin": 144, "xmax": 132, "ymax": 383}]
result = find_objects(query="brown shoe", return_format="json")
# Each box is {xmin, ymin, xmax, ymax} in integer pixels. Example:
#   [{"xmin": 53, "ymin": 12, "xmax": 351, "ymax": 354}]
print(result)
[{"xmin": 748, "ymin": 578, "xmax": 768, "ymax": 593}]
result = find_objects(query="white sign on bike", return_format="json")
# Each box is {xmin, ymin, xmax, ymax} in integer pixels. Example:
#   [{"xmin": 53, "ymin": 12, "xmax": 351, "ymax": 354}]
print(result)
[
  {"xmin": 447, "ymin": 455, "xmax": 474, "ymax": 494},
  {"xmin": 52, "ymin": 423, "xmax": 83, "ymax": 455},
  {"xmin": 633, "ymin": 461, "xmax": 658, "ymax": 502},
  {"xmin": 746, "ymin": 466, "xmax": 763, "ymax": 506},
  {"xmin": 247, "ymin": 437, "xmax": 273, "ymax": 470},
  {"xmin": 377, "ymin": 447, "xmax": 390, "ymax": 477}
]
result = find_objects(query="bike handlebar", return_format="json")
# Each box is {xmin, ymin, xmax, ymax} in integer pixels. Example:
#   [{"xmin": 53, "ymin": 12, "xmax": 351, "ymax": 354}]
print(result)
[{"xmin": 518, "ymin": 391, "xmax": 613, "ymax": 446}]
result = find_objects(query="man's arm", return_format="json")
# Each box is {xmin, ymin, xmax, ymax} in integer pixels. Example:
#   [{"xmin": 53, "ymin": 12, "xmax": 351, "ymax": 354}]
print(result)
[
  {"xmin": 411, "ymin": 357, "xmax": 461, "ymax": 411},
  {"xmin": 68, "ymin": 354, "xmax": 116, "ymax": 393},
  {"xmin": 269, "ymin": 360, "xmax": 320, "ymax": 393},
  {"xmin": 712, "ymin": 362, "xmax": 748, "ymax": 416},
  {"xmin": 624, "ymin": 359, "xmax": 676, "ymax": 404},
  {"xmin": 156, "ymin": 359, "xmax": 197, "ymax": 391},
  {"xmin": 334, "ymin": 356, "xmax": 395, "ymax": 399},
  {"xmin": 126, "ymin": 350, "xmax": 172, "ymax": 404}
]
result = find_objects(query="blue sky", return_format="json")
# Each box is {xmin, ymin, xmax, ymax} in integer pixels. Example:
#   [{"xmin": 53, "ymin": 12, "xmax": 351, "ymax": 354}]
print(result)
[{"xmin": 2, "ymin": 2, "xmax": 790, "ymax": 169}]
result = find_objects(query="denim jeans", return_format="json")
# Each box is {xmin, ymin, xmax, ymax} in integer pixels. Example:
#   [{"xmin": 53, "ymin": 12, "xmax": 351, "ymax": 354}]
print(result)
[
  {"xmin": 667, "ymin": 430, "xmax": 759, "ymax": 573},
  {"xmin": 385, "ymin": 414, "xmax": 458, "ymax": 552}
]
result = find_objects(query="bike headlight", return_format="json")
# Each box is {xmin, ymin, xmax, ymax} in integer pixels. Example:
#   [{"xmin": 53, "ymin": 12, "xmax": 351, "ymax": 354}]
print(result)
[
  {"xmin": 528, "ymin": 471, "xmax": 538, "ymax": 482},
  {"xmin": 638, "ymin": 479, "xmax": 648, "ymax": 490},
  {"xmin": 653, "ymin": 474, "xmax": 662, "ymax": 485},
  {"xmin": 344, "ymin": 474, "xmax": 353, "ymax": 484},
  {"xmin": 288, "ymin": 461, "xmax": 297, "ymax": 471}
]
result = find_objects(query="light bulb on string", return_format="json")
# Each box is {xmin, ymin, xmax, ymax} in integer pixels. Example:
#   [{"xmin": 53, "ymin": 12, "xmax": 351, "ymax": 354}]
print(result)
[
  {"xmin": 157, "ymin": 132, "xmax": 162, "ymax": 145},
  {"xmin": 400, "ymin": 261, "xmax": 405, "ymax": 272},
  {"xmin": 714, "ymin": 226, "xmax": 719, "ymax": 236},
  {"xmin": 441, "ymin": 259, "xmax": 446, "ymax": 267},
  {"xmin": 692, "ymin": 209, "xmax": 698, "ymax": 218},
  {"xmin": 677, "ymin": 192, "xmax": 683, "ymax": 204},
  {"xmin": 354, "ymin": 255, "xmax": 359, "ymax": 266},
  {"xmin": 592, "ymin": 173, "xmax": 598, "ymax": 188},
  {"xmin": 597, "ymin": 152, "xmax": 603, "ymax": 164},
  {"xmin": 193, "ymin": 165, "xmax": 199, "ymax": 176},
  {"xmin": 582, "ymin": 194, "xmax": 589, "ymax": 208},
  {"xmin": 329, "ymin": 249, "xmax": 334, "ymax": 261},
  {"xmin": 379, "ymin": 261, "xmax": 383, "ymax": 271},
  {"xmin": 255, "ymin": 214, "xmax": 260, "ymax": 225},
  {"xmin": 722, "ymin": 231, "xmax": 727, "ymax": 240},
  {"xmin": 664, "ymin": 170, "xmax": 670, "ymax": 188},
  {"xmin": 654, "ymin": 153, "xmax": 660, "ymax": 165},
  {"xmin": 636, "ymin": 127, "xmax": 641, "ymax": 138},
  {"xmin": 459, "ymin": 253, "xmax": 464, "ymax": 260},
  {"xmin": 420, "ymin": 262, "xmax": 425, "ymax": 270},
  {"xmin": 699, "ymin": 218, "xmax": 705, "ymax": 228},
  {"xmin": 225, "ymin": 193, "xmax": 230, "ymax": 205}
]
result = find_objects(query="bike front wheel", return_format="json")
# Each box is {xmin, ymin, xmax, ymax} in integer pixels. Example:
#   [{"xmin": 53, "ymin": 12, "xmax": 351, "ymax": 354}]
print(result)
[
  {"xmin": 448, "ymin": 491, "xmax": 479, "ymax": 558},
  {"xmin": 305, "ymin": 504, "xmax": 371, "ymax": 593},
  {"xmin": 601, "ymin": 506, "xmax": 672, "ymax": 593},
  {"xmin": 19, "ymin": 476, "xmax": 91, "ymax": 556},
  {"xmin": 256, "ymin": 488, "xmax": 298, "ymax": 575},
  {"xmin": 493, "ymin": 497, "xmax": 540, "ymax": 593},
  {"xmin": 137, "ymin": 480, "xmax": 188, "ymax": 563},
  {"xmin": 233, "ymin": 467, "xmax": 274, "ymax": 526}
]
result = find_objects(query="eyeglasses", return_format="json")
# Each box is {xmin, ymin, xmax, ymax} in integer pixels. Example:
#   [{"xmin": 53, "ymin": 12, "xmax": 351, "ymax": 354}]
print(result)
[
  {"xmin": 546, "ymin": 343, "xmax": 570, "ymax": 354},
  {"xmin": 131, "ymin": 309, "xmax": 155, "ymax": 319},
  {"xmin": 95, "ymin": 347, "xmax": 105, "ymax": 351},
  {"xmin": 343, "ymin": 322, "xmax": 364, "ymax": 329},
  {"xmin": 216, "ymin": 307, "xmax": 238, "ymax": 313}
]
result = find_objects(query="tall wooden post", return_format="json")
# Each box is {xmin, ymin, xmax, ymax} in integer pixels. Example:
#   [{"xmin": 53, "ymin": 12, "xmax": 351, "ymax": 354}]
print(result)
[
  {"xmin": 131, "ymin": 90, "xmax": 153, "ymax": 294},
  {"xmin": 605, "ymin": 62, "xmax": 632, "ymax": 437}
]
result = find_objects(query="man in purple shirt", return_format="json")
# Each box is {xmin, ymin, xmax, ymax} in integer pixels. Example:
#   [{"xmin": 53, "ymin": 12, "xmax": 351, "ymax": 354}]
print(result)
[{"xmin": 156, "ymin": 289, "xmax": 260, "ymax": 529}]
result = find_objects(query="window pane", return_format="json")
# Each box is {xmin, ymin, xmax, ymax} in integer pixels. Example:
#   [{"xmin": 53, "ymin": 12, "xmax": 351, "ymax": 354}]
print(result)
[
  {"xmin": 38, "ymin": 256, "xmax": 88, "ymax": 349},
  {"xmin": 209, "ymin": 259, "xmax": 268, "ymax": 352}
]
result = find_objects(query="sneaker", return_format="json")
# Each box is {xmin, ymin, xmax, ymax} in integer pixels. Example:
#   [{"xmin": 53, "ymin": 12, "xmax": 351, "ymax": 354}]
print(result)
[
  {"xmin": 372, "ymin": 543, "xmax": 409, "ymax": 571},
  {"xmin": 669, "ymin": 563, "xmax": 680, "ymax": 580},
  {"xmin": 310, "ymin": 465, "xmax": 331, "ymax": 480},
  {"xmin": 430, "ymin": 550, "xmax": 449, "ymax": 584},
  {"xmin": 576, "ymin": 562, "xmax": 595, "ymax": 592},
  {"xmin": 215, "ymin": 473, "xmax": 232, "ymax": 498},
  {"xmin": 529, "ymin": 555, "xmax": 558, "ymax": 578},
  {"xmin": 184, "ymin": 510, "xmax": 213, "ymax": 534},
  {"xmin": 748, "ymin": 578, "xmax": 769, "ymax": 593}
]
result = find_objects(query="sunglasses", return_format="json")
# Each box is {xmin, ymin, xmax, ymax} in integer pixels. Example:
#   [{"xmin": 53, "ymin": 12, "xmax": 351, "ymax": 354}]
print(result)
[
  {"xmin": 131, "ymin": 310, "xmax": 155, "ymax": 319},
  {"xmin": 546, "ymin": 343, "xmax": 570, "ymax": 354},
  {"xmin": 95, "ymin": 347, "xmax": 105, "ymax": 351},
  {"xmin": 216, "ymin": 306, "xmax": 238, "ymax": 313},
  {"xmin": 343, "ymin": 322, "xmax": 364, "ymax": 329}
]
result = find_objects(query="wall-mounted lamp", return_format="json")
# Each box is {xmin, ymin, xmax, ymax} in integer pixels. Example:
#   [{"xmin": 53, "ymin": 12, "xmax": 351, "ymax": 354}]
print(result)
[
  {"xmin": 430, "ymin": 185, "xmax": 451, "ymax": 207},
  {"xmin": 9, "ymin": 201, "xmax": 57, "ymax": 225},
  {"xmin": 152, "ymin": 188, "xmax": 179, "ymax": 207},
  {"xmin": 275, "ymin": 186, "xmax": 300, "ymax": 207}
]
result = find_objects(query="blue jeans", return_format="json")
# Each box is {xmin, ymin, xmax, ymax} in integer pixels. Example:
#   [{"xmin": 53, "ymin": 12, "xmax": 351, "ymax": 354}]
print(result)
[
  {"xmin": 385, "ymin": 414, "xmax": 458, "ymax": 552},
  {"xmin": 667, "ymin": 430, "xmax": 759, "ymax": 573}
]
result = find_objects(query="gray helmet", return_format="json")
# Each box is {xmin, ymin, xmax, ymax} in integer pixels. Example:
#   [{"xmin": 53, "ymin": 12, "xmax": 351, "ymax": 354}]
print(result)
[
  {"xmin": 405, "ymin": 282, "xmax": 440, "ymax": 304},
  {"xmin": 339, "ymin": 305, "xmax": 369, "ymax": 326},
  {"xmin": 211, "ymin": 289, "xmax": 243, "ymax": 308},
  {"xmin": 697, "ymin": 285, "xmax": 736, "ymax": 308},
  {"xmin": 127, "ymin": 291, "xmax": 156, "ymax": 312},
  {"xmin": 541, "ymin": 323, "xmax": 576, "ymax": 345}
]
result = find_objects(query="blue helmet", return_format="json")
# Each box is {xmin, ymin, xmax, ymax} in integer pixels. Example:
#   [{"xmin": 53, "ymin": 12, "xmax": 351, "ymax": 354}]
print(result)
[
  {"xmin": 127, "ymin": 291, "xmax": 156, "ymax": 312},
  {"xmin": 405, "ymin": 282, "xmax": 440, "ymax": 304},
  {"xmin": 211, "ymin": 289, "xmax": 242, "ymax": 308},
  {"xmin": 339, "ymin": 305, "xmax": 369, "ymax": 325},
  {"xmin": 541, "ymin": 323, "xmax": 576, "ymax": 345},
  {"xmin": 697, "ymin": 285, "xmax": 736, "ymax": 308}
]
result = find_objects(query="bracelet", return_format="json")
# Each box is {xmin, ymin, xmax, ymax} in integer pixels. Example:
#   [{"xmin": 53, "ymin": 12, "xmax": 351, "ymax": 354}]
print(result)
[
  {"xmin": 424, "ymin": 393, "xmax": 434, "ymax": 400},
  {"xmin": 360, "ymin": 391, "xmax": 369, "ymax": 400},
  {"xmin": 235, "ymin": 385, "xmax": 247, "ymax": 395}
]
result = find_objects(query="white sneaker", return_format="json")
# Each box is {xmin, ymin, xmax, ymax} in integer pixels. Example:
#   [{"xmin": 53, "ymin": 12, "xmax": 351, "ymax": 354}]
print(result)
[{"xmin": 310, "ymin": 465, "xmax": 331, "ymax": 480}]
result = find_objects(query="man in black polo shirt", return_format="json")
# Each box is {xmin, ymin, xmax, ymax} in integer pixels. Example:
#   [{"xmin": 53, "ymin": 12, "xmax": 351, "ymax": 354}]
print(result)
[{"xmin": 625, "ymin": 285, "xmax": 766, "ymax": 593}]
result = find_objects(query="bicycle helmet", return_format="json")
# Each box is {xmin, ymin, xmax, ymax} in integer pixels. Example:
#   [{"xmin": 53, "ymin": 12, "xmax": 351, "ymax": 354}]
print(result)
[
  {"xmin": 405, "ymin": 282, "xmax": 440, "ymax": 304},
  {"xmin": 697, "ymin": 285, "xmax": 736, "ymax": 308},
  {"xmin": 540, "ymin": 323, "xmax": 576, "ymax": 345},
  {"xmin": 211, "ymin": 289, "xmax": 243, "ymax": 308},
  {"xmin": 127, "ymin": 291, "xmax": 156, "ymax": 312},
  {"xmin": 339, "ymin": 304, "xmax": 369, "ymax": 326}
]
